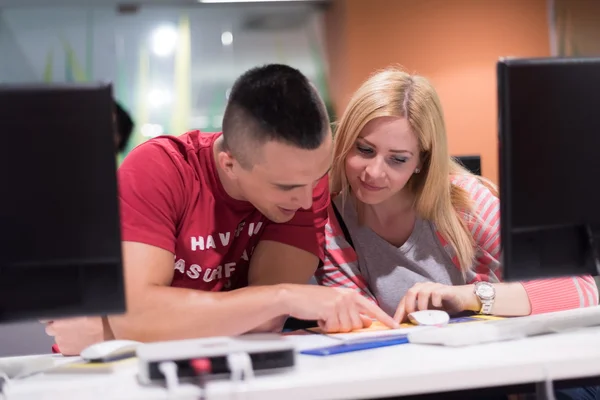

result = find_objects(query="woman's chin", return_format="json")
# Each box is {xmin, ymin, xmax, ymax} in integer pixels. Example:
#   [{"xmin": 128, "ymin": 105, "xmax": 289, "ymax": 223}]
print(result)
[{"xmin": 354, "ymin": 189, "xmax": 389, "ymax": 205}]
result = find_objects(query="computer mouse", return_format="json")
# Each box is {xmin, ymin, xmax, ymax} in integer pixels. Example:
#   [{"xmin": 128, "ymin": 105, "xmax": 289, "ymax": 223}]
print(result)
[
  {"xmin": 408, "ymin": 310, "xmax": 450, "ymax": 326},
  {"xmin": 80, "ymin": 339, "xmax": 142, "ymax": 362}
]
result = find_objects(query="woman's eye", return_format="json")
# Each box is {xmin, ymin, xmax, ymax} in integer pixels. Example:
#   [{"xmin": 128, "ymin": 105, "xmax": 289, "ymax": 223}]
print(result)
[
  {"xmin": 357, "ymin": 145, "xmax": 373, "ymax": 155},
  {"xmin": 391, "ymin": 157, "xmax": 407, "ymax": 164}
]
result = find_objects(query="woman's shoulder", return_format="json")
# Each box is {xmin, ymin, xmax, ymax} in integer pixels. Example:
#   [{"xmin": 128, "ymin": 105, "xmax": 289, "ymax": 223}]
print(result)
[
  {"xmin": 449, "ymin": 174, "xmax": 500, "ymax": 237},
  {"xmin": 450, "ymin": 174, "xmax": 498, "ymax": 206}
]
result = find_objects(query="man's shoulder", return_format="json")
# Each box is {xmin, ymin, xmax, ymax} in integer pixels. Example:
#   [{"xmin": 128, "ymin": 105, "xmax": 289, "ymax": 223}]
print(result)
[
  {"xmin": 122, "ymin": 130, "xmax": 221, "ymax": 174},
  {"xmin": 131, "ymin": 130, "xmax": 220, "ymax": 155}
]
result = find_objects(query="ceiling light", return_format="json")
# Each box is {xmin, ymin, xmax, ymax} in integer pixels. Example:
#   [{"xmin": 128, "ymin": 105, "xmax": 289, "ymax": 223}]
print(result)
[
  {"xmin": 221, "ymin": 31, "xmax": 234, "ymax": 46},
  {"xmin": 151, "ymin": 25, "xmax": 178, "ymax": 57}
]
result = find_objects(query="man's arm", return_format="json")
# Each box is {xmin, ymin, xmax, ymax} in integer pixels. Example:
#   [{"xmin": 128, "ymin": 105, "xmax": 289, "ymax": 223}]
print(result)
[
  {"xmin": 109, "ymin": 138, "xmax": 298, "ymax": 340},
  {"xmin": 108, "ymin": 241, "xmax": 291, "ymax": 341},
  {"xmin": 246, "ymin": 176, "xmax": 331, "ymax": 332},
  {"xmin": 109, "ymin": 241, "xmax": 398, "ymax": 341},
  {"xmin": 249, "ymin": 241, "xmax": 319, "ymax": 285},
  {"xmin": 247, "ymin": 240, "xmax": 320, "ymax": 332}
]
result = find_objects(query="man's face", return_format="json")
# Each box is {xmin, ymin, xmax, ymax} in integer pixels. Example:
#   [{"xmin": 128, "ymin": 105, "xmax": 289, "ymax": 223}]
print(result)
[{"xmin": 234, "ymin": 134, "xmax": 332, "ymax": 223}]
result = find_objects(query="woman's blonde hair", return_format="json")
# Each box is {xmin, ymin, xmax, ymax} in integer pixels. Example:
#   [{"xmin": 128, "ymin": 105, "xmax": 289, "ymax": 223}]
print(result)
[{"xmin": 331, "ymin": 66, "xmax": 497, "ymax": 272}]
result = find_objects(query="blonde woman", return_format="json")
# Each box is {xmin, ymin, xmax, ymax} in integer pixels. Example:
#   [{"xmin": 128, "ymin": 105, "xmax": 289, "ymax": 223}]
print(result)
[{"xmin": 317, "ymin": 67, "xmax": 599, "ymax": 328}]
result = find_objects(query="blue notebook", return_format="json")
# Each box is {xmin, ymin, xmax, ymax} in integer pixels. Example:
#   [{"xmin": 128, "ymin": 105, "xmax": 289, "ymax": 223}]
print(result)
[
  {"xmin": 300, "ymin": 333, "xmax": 409, "ymax": 356},
  {"xmin": 299, "ymin": 316, "xmax": 485, "ymax": 356}
]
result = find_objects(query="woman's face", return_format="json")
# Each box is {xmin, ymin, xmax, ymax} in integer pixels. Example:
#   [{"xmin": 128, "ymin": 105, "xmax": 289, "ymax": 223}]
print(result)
[{"xmin": 345, "ymin": 116, "xmax": 421, "ymax": 205}]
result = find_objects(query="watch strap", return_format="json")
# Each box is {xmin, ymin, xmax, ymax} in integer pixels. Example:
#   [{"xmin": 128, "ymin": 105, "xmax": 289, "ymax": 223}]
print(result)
[{"xmin": 479, "ymin": 299, "xmax": 494, "ymax": 315}]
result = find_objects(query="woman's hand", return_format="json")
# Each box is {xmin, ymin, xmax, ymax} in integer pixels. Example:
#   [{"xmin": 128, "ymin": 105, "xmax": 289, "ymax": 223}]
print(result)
[{"xmin": 393, "ymin": 282, "xmax": 479, "ymax": 323}]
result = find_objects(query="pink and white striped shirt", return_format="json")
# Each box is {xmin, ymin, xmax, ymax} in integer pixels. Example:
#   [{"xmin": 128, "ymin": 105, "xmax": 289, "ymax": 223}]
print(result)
[{"xmin": 316, "ymin": 174, "xmax": 599, "ymax": 315}]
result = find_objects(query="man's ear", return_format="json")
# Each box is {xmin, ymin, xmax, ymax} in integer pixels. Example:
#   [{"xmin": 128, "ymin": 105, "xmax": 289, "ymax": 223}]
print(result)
[{"xmin": 217, "ymin": 150, "xmax": 239, "ymax": 180}]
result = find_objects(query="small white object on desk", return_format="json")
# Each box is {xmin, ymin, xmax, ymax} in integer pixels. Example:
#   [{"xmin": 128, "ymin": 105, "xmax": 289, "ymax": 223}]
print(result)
[
  {"xmin": 80, "ymin": 340, "xmax": 142, "ymax": 362},
  {"xmin": 408, "ymin": 310, "xmax": 450, "ymax": 326}
]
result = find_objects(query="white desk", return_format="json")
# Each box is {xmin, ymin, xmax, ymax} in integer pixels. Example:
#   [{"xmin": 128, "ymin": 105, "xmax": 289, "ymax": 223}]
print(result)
[{"xmin": 4, "ymin": 327, "xmax": 600, "ymax": 400}]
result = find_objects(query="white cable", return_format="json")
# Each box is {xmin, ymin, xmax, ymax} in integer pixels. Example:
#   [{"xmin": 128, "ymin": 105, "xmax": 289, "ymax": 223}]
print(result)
[
  {"xmin": 227, "ymin": 352, "xmax": 254, "ymax": 381},
  {"xmin": 226, "ymin": 352, "xmax": 254, "ymax": 400},
  {"xmin": 237, "ymin": 352, "xmax": 254, "ymax": 380},
  {"xmin": 536, "ymin": 365, "xmax": 556, "ymax": 400},
  {"xmin": 227, "ymin": 353, "xmax": 242, "ymax": 400},
  {"xmin": 227, "ymin": 353, "xmax": 243, "ymax": 383},
  {"xmin": 0, "ymin": 371, "xmax": 10, "ymax": 400},
  {"xmin": 158, "ymin": 361, "xmax": 179, "ymax": 398}
]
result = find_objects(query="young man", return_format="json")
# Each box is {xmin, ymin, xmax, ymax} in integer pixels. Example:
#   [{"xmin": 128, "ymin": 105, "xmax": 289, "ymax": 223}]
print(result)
[{"xmin": 45, "ymin": 64, "xmax": 396, "ymax": 355}]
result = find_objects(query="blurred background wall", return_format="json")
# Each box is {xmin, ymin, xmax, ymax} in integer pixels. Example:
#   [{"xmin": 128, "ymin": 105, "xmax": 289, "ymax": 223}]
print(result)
[
  {"xmin": 0, "ymin": 1, "xmax": 333, "ymax": 164},
  {"xmin": 324, "ymin": 0, "xmax": 551, "ymax": 183},
  {"xmin": 2, "ymin": 0, "xmax": 600, "ymax": 181}
]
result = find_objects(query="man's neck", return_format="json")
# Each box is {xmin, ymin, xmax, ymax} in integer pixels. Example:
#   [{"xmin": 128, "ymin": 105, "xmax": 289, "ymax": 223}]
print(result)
[{"xmin": 212, "ymin": 136, "xmax": 246, "ymax": 201}]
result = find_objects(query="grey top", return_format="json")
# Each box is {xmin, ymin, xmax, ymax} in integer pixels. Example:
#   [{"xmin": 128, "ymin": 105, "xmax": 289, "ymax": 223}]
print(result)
[{"xmin": 335, "ymin": 196, "xmax": 466, "ymax": 316}]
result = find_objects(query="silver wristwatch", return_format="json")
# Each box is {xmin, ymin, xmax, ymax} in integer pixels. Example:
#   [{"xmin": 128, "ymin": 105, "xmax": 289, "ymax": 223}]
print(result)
[{"xmin": 474, "ymin": 281, "xmax": 496, "ymax": 315}]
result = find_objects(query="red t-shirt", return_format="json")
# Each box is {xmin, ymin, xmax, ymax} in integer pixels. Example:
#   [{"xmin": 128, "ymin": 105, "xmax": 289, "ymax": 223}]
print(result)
[{"xmin": 118, "ymin": 130, "xmax": 330, "ymax": 292}]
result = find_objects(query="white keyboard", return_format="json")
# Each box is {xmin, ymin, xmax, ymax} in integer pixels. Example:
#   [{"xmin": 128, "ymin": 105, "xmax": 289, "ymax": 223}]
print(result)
[{"xmin": 408, "ymin": 306, "xmax": 600, "ymax": 347}]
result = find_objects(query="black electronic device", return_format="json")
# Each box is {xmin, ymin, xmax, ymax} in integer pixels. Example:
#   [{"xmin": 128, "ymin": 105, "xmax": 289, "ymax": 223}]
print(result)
[
  {"xmin": 0, "ymin": 83, "xmax": 125, "ymax": 323},
  {"xmin": 498, "ymin": 57, "xmax": 600, "ymax": 281}
]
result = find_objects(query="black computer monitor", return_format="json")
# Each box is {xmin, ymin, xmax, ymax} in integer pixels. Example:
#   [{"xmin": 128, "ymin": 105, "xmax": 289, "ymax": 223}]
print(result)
[
  {"xmin": 455, "ymin": 155, "xmax": 481, "ymax": 176},
  {"xmin": 498, "ymin": 57, "xmax": 600, "ymax": 281},
  {"xmin": 0, "ymin": 83, "xmax": 125, "ymax": 323}
]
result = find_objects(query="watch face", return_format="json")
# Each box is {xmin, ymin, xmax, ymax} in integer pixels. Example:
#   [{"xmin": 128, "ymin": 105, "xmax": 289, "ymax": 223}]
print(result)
[{"xmin": 476, "ymin": 283, "xmax": 495, "ymax": 300}]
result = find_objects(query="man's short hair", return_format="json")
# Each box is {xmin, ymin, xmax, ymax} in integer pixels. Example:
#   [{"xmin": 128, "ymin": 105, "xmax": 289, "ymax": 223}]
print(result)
[
  {"xmin": 115, "ymin": 101, "xmax": 134, "ymax": 153},
  {"xmin": 222, "ymin": 64, "xmax": 330, "ymax": 168}
]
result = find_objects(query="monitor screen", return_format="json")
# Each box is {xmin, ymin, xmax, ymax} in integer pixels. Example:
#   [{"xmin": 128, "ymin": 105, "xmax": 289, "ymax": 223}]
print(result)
[
  {"xmin": 455, "ymin": 155, "xmax": 481, "ymax": 176},
  {"xmin": 498, "ymin": 57, "xmax": 600, "ymax": 281},
  {"xmin": 0, "ymin": 83, "xmax": 125, "ymax": 323}
]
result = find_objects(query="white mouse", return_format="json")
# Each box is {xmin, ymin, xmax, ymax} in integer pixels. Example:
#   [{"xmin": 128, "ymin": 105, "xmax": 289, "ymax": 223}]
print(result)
[
  {"xmin": 408, "ymin": 310, "xmax": 450, "ymax": 326},
  {"xmin": 80, "ymin": 340, "xmax": 142, "ymax": 362}
]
